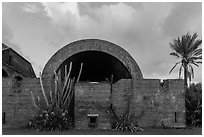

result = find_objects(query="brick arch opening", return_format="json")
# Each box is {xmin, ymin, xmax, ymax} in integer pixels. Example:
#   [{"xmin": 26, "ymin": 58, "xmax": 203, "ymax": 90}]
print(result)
[
  {"xmin": 42, "ymin": 39, "xmax": 143, "ymax": 92},
  {"xmin": 57, "ymin": 51, "xmax": 131, "ymax": 83}
]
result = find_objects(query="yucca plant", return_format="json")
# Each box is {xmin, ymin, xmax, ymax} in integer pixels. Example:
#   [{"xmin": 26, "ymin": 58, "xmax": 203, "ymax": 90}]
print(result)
[
  {"xmin": 111, "ymin": 112, "xmax": 143, "ymax": 132},
  {"xmin": 109, "ymin": 104, "xmax": 143, "ymax": 132},
  {"xmin": 28, "ymin": 62, "xmax": 83, "ymax": 131}
]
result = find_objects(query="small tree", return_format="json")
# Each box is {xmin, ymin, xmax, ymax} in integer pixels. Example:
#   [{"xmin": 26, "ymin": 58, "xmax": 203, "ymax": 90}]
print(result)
[{"xmin": 169, "ymin": 32, "xmax": 202, "ymax": 91}]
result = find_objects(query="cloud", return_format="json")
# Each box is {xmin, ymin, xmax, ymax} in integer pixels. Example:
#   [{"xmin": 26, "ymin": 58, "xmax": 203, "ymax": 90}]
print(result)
[
  {"xmin": 2, "ymin": 20, "xmax": 13, "ymax": 43},
  {"xmin": 162, "ymin": 2, "xmax": 202, "ymax": 37},
  {"xmin": 2, "ymin": 20, "xmax": 35, "ymax": 73},
  {"xmin": 2, "ymin": 21, "xmax": 23, "ymax": 54},
  {"xmin": 42, "ymin": 2, "xmax": 80, "ymax": 24},
  {"xmin": 42, "ymin": 2, "xmax": 172, "ymax": 47},
  {"xmin": 22, "ymin": 3, "xmax": 42, "ymax": 13},
  {"xmin": 2, "ymin": 2, "xmax": 201, "ymax": 82},
  {"xmin": 40, "ymin": 2, "xmax": 201, "ymax": 81}
]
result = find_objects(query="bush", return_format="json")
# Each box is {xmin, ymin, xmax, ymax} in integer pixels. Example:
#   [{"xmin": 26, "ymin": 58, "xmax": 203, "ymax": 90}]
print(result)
[
  {"xmin": 186, "ymin": 83, "xmax": 202, "ymax": 127},
  {"xmin": 112, "ymin": 113, "xmax": 143, "ymax": 132},
  {"xmin": 27, "ymin": 109, "xmax": 73, "ymax": 131}
]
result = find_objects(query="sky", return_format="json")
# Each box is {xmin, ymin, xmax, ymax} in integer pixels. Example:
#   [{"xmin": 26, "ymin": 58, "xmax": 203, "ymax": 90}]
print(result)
[{"xmin": 2, "ymin": 2, "xmax": 202, "ymax": 83}]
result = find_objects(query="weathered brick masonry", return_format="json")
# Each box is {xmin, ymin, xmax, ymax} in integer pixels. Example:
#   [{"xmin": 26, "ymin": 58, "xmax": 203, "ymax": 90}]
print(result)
[
  {"xmin": 2, "ymin": 78, "xmax": 40, "ymax": 127},
  {"xmin": 75, "ymin": 82, "xmax": 111, "ymax": 129},
  {"xmin": 2, "ymin": 78, "xmax": 185, "ymax": 128},
  {"xmin": 2, "ymin": 39, "xmax": 185, "ymax": 128},
  {"xmin": 132, "ymin": 79, "xmax": 185, "ymax": 127}
]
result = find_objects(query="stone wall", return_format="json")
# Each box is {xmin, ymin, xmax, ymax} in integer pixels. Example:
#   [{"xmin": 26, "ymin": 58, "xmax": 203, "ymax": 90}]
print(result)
[
  {"xmin": 74, "ymin": 82, "xmax": 111, "ymax": 129},
  {"xmin": 42, "ymin": 39, "xmax": 143, "ymax": 94},
  {"xmin": 131, "ymin": 79, "xmax": 185, "ymax": 127},
  {"xmin": 2, "ymin": 77, "xmax": 185, "ymax": 128},
  {"xmin": 112, "ymin": 79, "xmax": 132, "ymax": 116},
  {"xmin": 3, "ymin": 48, "xmax": 36, "ymax": 78},
  {"xmin": 2, "ymin": 78, "xmax": 40, "ymax": 128}
]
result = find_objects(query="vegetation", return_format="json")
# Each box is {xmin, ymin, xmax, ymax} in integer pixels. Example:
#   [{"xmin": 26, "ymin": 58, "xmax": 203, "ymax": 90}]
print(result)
[
  {"xmin": 169, "ymin": 32, "xmax": 202, "ymax": 90},
  {"xmin": 169, "ymin": 32, "xmax": 202, "ymax": 128},
  {"xmin": 111, "ymin": 113, "xmax": 143, "ymax": 132},
  {"xmin": 186, "ymin": 83, "xmax": 202, "ymax": 127},
  {"xmin": 28, "ymin": 62, "xmax": 83, "ymax": 131},
  {"xmin": 109, "ymin": 75, "xmax": 143, "ymax": 132}
]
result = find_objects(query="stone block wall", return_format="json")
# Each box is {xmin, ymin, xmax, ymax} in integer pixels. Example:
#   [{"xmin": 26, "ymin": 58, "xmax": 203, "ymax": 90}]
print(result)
[
  {"xmin": 131, "ymin": 79, "xmax": 161, "ymax": 127},
  {"xmin": 131, "ymin": 79, "xmax": 185, "ymax": 127},
  {"xmin": 2, "ymin": 77, "xmax": 185, "ymax": 128},
  {"xmin": 74, "ymin": 82, "xmax": 111, "ymax": 129},
  {"xmin": 2, "ymin": 78, "xmax": 40, "ymax": 128},
  {"xmin": 112, "ymin": 79, "xmax": 132, "ymax": 116}
]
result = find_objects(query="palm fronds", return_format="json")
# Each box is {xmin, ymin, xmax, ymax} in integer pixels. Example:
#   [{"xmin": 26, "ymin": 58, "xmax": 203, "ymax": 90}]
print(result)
[{"xmin": 169, "ymin": 32, "xmax": 202, "ymax": 85}]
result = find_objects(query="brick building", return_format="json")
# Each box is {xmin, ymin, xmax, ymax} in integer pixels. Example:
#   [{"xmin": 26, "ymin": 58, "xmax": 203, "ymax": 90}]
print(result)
[
  {"xmin": 2, "ymin": 39, "xmax": 185, "ymax": 128},
  {"xmin": 2, "ymin": 43, "xmax": 36, "ymax": 78}
]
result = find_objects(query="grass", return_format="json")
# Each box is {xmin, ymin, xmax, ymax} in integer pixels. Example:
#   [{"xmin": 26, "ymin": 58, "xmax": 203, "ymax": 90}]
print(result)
[{"xmin": 2, "ymin": 127, "xmax": 202, "ymax": 135}]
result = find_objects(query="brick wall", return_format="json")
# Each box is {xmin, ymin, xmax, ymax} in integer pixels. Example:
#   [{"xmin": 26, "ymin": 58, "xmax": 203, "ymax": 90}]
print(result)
[
  {"xmin": 42, "ymin": 39, "xmax": 143, "ymax": 94},
  {"xmin": 131, "ymin": 79, "xmax": 185, "ymax": 127},
  {"xmin": 2, "ymin": 78, "xmax": 41, "ymax": 128},
  {"xmin": 2, "ymin": 77, "xmax": 185, "ymax": 128},
  {"xmin": 131, "ymin": 79, "xmax": 160, "ymax": 127},
  {"xmin": 74, "ymin": 82, "xmax": 111, "ymax": 129},
  {"xmin": 112, "ymin": 79, "xmax": 132, "ymax": 116}
]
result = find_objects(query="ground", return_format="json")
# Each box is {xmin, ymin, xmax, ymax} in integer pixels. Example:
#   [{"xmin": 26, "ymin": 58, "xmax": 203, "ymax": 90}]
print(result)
[{"xmin": 2, "ymin": 127, "xmax": 202, "ymax": 135}]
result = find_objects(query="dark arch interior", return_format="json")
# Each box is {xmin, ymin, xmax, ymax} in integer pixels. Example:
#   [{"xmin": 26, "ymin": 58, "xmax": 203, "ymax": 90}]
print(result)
[{"xmin": 57, "ymin": 51, "xmax": 131, "ymax": 83}]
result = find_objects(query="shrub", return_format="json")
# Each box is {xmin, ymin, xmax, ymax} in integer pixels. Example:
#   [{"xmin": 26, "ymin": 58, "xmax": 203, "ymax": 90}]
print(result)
[
  {"xmin": 186, "ymin": 83, "xmax": 202, "ymax": 127},
  {"xmin": 112, "ymin": 113, "xmax": 143, "ymax": 132},
  {"xmin": 28, "ymin": 62, "xmax": 83, "ymax": 131},
  {"xmin": 28, "ymin": 109, "xmax": 73, "ymax": 131}
]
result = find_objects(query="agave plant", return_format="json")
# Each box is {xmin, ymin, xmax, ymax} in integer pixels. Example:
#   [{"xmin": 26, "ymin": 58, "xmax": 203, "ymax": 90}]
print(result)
[
  {"xmin": 111, "ymin": 113, "xmax": 143, "ymax": 132},
  {"xmin": 28, "ymin": 62, "xmax": 83, "ymax": 131}
]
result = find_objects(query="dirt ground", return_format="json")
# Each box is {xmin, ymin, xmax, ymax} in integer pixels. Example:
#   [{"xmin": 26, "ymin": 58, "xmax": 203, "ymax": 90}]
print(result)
[{"xmin": 2, "ymin": 127, "xmax": 202, "ymax": 135}]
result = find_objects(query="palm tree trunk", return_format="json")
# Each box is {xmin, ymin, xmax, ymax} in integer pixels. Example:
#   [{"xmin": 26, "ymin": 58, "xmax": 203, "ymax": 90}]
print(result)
[
  {"xmin": 184, "ymin": 62, "xmax": 188, "ymax": 127},
  {"xmin": 184, "ymin": 63, "xmax": 188, "ymax": 92}
]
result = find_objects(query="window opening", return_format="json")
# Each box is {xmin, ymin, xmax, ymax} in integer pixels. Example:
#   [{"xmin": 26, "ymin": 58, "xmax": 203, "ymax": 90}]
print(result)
[{"xmin": 88, "ymin": 114, "xmax": 98, "ymax": 128}]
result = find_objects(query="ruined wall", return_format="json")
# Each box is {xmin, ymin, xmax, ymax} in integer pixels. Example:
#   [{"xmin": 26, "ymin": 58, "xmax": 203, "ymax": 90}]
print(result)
[
  {"xmin": 2, "ymin": 78, "xmax": 41, "ymax": 128},
  {"xmin": 42, "ymin": 39, "xmax": 143, "ymax": 94},
  {"xmin": 74, "ymin": 82, "xmax": 111, "ymax": 129},
  {"xmin": 131, "ymin": 79, "xmax": 185, "ymax": 127},
  {"xmin": 112, "ymin": 79, "xmax": 132, "ymax": 116},
  {"xmin": 2, "ymin": 77, "xmax": 185, "ymax": 128}
]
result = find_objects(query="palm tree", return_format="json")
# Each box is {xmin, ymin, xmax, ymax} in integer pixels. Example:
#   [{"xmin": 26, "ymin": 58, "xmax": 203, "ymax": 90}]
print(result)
[{"xmin": 169, "ymin": 32, "xmax": 202, "ymax": 91}]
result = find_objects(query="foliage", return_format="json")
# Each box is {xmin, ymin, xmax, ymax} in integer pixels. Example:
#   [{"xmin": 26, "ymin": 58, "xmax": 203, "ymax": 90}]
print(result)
[
  {"xmin": 28, "ymin": 62, "xmax": 83, "ymax": 131},
  {"xmin": 186, "ymin": 83, "xmax": 202, "ymax": 127},
  {"xmin": 111, "ymin": 113, "xmax": 143, "ymax": 132},
  {"xmin": 169, "ymin": 32, "xmax": 202, "ymax": 89},
  {"xmin": 109, "ymin": 105, "xmax": 143, "ymax": 132},
  {"xmin": 27, "ymin": 109, "xmax": 73, "ymax": 131}
]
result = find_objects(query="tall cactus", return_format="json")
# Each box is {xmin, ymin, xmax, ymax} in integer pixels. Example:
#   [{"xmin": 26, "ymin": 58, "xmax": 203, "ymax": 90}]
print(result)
[
  {"xmin": 31, "ymin": 62, "xmax": 83, "ymax": 112},
  {"xmin": 29, "ymin": 62, "xmax": 83, "ymax": 131}
]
